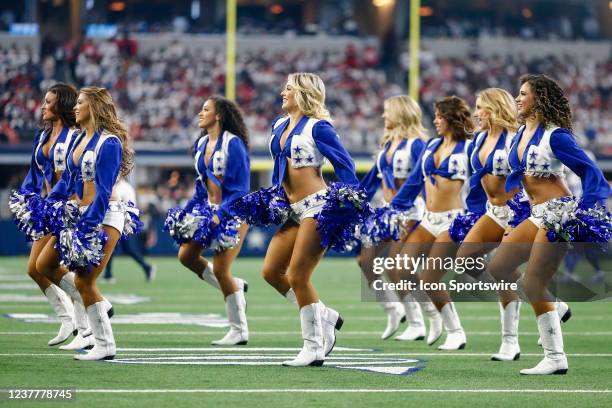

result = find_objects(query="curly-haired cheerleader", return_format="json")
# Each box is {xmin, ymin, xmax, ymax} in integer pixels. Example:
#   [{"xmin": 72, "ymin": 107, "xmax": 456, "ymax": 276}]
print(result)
[
  {"xmin": 164, "ymin": 96, "xmax": 250, "ymax": 345},
  {"xmin": 232, "ymin": 73, "xmax": 370, "ymax": 366},
  {"xmin": 10, "ymin": 83, "xmax": 80, "ymax": 346},
  {"xmin": 488, "ymin": 74, "xmax": 610, "ymax": 375},
  {"xmin": 35, "ymin": 87, "xmax": 141, "ymax": 360},
  {"xmin": 357, "ymin": 95, "xmax": 429, "ymax": 340}
]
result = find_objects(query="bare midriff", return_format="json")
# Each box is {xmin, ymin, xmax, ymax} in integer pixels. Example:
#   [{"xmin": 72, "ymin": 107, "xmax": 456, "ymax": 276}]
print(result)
[
  {"xmin": 282, "ymin": 162, "xmax": 327, "ymax": 203},
  {"xmin": 206, "ymin": 178, "xmax": 223, "ymax": 205},
  {"xmin": 424, "ymin": 176, "xmax": 464, "ymax": 212},
  {"xmin": 76, "ymin": 181, "xmax": 119, "ymax": 206},
  {"xmin": 521, "ymin": 175, "xmax": 571, "ymax": 205},
  {"xmin": 481, "ymin": 174, "xmax": 518, "ymax": 206}
]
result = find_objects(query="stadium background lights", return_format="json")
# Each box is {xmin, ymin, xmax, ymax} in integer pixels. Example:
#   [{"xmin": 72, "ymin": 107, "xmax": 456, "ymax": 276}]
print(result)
[
  {"xmin": 420, "ymin": 6, "xmax": 434, "ymax": 17},
  {"xmin": 109, "ymin": 1, "xmax": 126, "ymax": 12},
  {"xmin": 522, "ymin": 7, "xmax": 533, "ymax": 18},
  {"xmin": 270, "ymin": 4, "xmax": 284, "ymax": 15},
  {"xmin": 372, "ymin": 0, "xmax": 395, "ymax": 8}
]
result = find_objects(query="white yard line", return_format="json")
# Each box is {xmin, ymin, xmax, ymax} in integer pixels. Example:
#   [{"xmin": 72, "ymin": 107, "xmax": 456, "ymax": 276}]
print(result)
[
  {"xmin": 1, "ymin": 331, "xmax": 612, "ymax": 336},
  {"xmin": 72, "ymin": 388, "xmax": 611, "ymax": 394},
  {"xmin": 0, "ymin": 352, "xmax": 610, "ymax": 357}
]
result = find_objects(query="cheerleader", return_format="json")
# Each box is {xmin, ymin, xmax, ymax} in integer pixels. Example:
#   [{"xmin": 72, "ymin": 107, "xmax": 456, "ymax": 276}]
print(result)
[
  {"xmin": 164, "ymin": 96, "xmax": 250, "ymax": 346},
  {"xmin": 10, "ymin": 83, "xmax": 79, "ymax": 346},
  {"xmin": 448, "ymin": 88, "xmax": 523, "ymax": 360},
  {"xmin": 232, "ymin": 73, "xmax": 369, "ymax": 366},
  {"xmin": 35, "ymin": 87, "xmax": 140, "ymax": 360},
  {"xmin": 357, "ymin": 95, "xmax": 428, "ymax": 340},
  {"xmin": 390, "ymin": 96, "xmax": 474, "ymax": 350},
  {"xmin": 487, "ymin": 74, "xmax": 610, "ymax": 375}
]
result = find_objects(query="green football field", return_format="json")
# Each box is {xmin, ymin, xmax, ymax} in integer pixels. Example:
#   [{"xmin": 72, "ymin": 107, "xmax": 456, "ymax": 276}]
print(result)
[{"xmin": 1, "ymin": 256, "xmax": 611, "ymax": 407}]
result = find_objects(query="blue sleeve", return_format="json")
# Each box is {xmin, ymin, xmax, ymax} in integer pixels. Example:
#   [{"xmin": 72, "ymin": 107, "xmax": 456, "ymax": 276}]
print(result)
[
  {"xmin": 47, "ymin": 164, "xmax": 74, "ymax": 201},
  {"xmin": 550, "ymin": 130, "xmax": 611, "ymax": 207},
  {"xmin": 20, "ymin": 130, "xmax": 45, "ymax": 193},
  {"xmin": 78, "ymin": 138, "xmax": 122, "ymax": 233},
  {"xmin": 411, "ymin": 138, "xmax": 426, "ymax": 166},
  {"xmin": 184, "ymin": 137, "xmax": 208, "ymax": 212},
  {"xmin": 390, "ymin": 151, "xmax": 425, "ymax": 210},
  {"xmin": 312, "ymin": 121, "xmax": 359, "ymax": 185},
  {"xmin": 359, "ymin": 163, "xmax": 381, "ymax": 202},
  {"xmin": 218, "ymin": 138, "xmax": 251, "ymax": 218},
  {"xmin": 465, "ymin": 179, "xmax": 487, "ymax": 214}
]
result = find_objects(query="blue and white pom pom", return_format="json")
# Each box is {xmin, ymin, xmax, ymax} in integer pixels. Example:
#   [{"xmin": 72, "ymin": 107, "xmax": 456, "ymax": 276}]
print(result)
[
  {"xmin": 194, "ymin": 214, "xmax": 242, "ymax": 252},
  {"xmin": 448, "ymin": 211, "xmax": 483, "ymax": 243},
  {"xmin": 56, "ymin": 224, "xmax": 109, "ymax": 271},
  {"xmin": 357, "ymin": 206, "xmax": 414, "ymax": 248},
  {"xmin": 541, "ymin": 196, "xmax": 612, "ymax": 245},
  {"xmin": 315, "ymin": 183, "xmax": 373, "ymax": 253},
  {"xmin": 44, "ymin": 199, "xmax": 81, "ymax": 236},
  {"xmin": 230, "ymin": 185, "xmax": 291, "ymax": 227},
  {"xmin": 507, "ymin": 192, "xmax": 531, "ymax": 228},
  {"xmin": 9, "ymin": 189, "xmax": 48, "ymax": 241},
  {"xmin": 164, "ymin": 203, "xmax": 209, "ymax": 245},
  {"xmin": 119, "ymin": 200, "xmax": 144, "ymax": 238},
  {"xmin": 164, "ymin": 202, "xmax": 241, "ymax": 251}
]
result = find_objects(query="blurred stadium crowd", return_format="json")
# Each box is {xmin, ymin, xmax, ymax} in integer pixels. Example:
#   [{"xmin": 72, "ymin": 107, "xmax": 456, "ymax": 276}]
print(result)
[{"xmin": 1, "ymin": 36, "xmax": 611, "ymax": 154}]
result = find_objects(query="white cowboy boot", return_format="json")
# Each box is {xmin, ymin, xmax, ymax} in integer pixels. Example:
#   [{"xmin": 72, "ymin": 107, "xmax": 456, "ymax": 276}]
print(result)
[
  {"xmin": 282, "ymin": 303, "xmax": 325, "ymax": 367},
  {"xmin": 44, "ymin": 285, "xmax": 76, "ymax": 346},
  {"xmin": 491, "ymin": 301, "xmax": 521, "ymax": 361},
  {"xmin": 58, "ymin": 272, "xmax": 94, "ymax": 351},
  {"xmin": 74, "ymin": 301, "xmax": 116, "ymax": 361},
  {"xmin": 395, "ymin": 293, "xmax": 425, "ymax": 341},
  {"xmin": 421, "ymin": 300, "xmax": 443, "ymax": 345},
  {"xmin": 211, "ymin": 291, "xmax": 249, "ymax": 345},
  {"xmin": 438, "ymin": 302, "xmax": 467, "ymax": 350},
  {"xmin": 521, "ymin": 311, "xmax": 568, "ymax": 375},
  {"xmin": 537, "ymin": 300, "xmax": 571, "ymax": 346},
  {"xmin": 319, "ymin": 301, "xmax": 344, "ymax": 356},
  {"xmin": 369, "ymin": 280, "xmax": 405, "ymax": 340}
]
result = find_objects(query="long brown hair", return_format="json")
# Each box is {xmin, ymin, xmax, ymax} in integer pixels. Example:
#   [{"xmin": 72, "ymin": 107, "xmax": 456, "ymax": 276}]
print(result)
[
  {"xmin": 434, "ymin": 96, "xmax": 474, "ymax": 141},
  {"xmin": 519, "ymin": 74, "xmax": 573, "ymax": 132},
  {"xmin": 44, "ymin": 83, "xmax": 78, "ymax": 129},
  {"xmin": 79, "ymin": 87, "xmax": 134, "ymax": 177},
  {"xmin": 204, "ymin": 96, "xmax": 250, "ymax": 149}
]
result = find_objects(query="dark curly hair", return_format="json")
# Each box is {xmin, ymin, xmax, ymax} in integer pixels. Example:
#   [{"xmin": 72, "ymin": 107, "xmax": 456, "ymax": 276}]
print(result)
[
  {"xmin": 434, "ymin": 96, "xmax": 474, "ymax": 141},
  {"xmin": 204, "ymin": 96, "xmax": 250, "ymax": 149},
  {"xmin": 519, "ymin": 74, "xmax": 572, "ymax": 132},
  {"xmin": 45, "ymin": 83, "xmax": 78, "ymax": 129}
]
